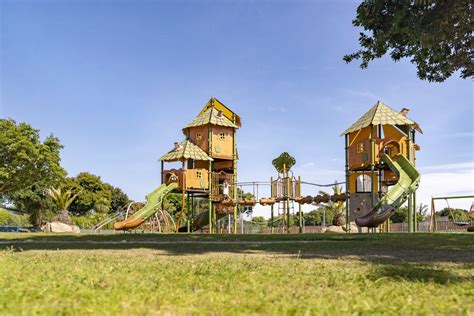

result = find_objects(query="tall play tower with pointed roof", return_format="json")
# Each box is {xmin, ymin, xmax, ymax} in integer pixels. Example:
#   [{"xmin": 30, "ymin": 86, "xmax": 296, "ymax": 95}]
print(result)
[
  {"xmin": 160, "ymin": 97, "xmax": 240, "ymax": 233},
  {"xmin": 342, "ymin": 101, "xmax": 422, "ymax": 232}
]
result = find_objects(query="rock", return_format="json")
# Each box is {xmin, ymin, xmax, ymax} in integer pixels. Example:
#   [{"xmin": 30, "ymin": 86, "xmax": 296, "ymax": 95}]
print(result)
[
  {"xmin": 348, "ymin": 223, "xmax": 361, "ymax": 233},
  {"xmin": 42, "ymin": 221, "xmax": 80, "ymax": 233},
  {"xmin": 324, "ymin": 225, "xmax": 345, "ymax": 233}
]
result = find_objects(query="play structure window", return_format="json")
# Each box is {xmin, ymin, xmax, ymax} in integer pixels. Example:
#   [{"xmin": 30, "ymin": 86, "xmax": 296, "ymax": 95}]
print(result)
[
  {"xmin": 219, "ymin": 133, "xmax": 226, "ymax": 140},
  {"xmin": 196, "ymin": 133, "xmax": 203, "ymax": 140},
  {"xmin": 196, "ymin": 171, "xmax": 202, "ymax": 179},
  {"xmin": 356, "ymin": 174, "xmax": 371, "ymax": 192},
  {"xmin": 357, "ymin": 142, "xmax": 364, "ymax": 153}
]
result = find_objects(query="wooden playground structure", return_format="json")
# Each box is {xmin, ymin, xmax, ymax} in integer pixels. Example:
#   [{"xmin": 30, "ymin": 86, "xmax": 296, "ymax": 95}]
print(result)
[{"xmin": 108, "ymin": 97, "xmax": 472, "ymax": 234}]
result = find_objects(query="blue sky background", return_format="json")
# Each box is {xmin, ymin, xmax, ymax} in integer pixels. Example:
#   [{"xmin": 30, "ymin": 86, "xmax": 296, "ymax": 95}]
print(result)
[{"xmin": 1, "ymin": 0, "xmax": 473, "ymax": 214}]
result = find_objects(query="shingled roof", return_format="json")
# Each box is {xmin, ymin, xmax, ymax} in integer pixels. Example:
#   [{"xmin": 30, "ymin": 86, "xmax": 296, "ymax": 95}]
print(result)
[
  {"xmin": 341, "ymin": 101, "xmax": 420, "ymax": 135},
  {"xmin": 160, "ymin": 140, "xmax": 213, "ymax": 162},
  {"xmin": 183, "ymin": 106, "xmax": 238, "ymax": 130}
]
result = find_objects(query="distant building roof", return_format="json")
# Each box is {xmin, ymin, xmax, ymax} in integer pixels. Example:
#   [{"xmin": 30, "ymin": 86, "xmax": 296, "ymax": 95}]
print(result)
[
  {"xmin": 341, "ymin": 101, "xmax": 421, "ymax": 135},
  {"xmin": 160, "ymin": 140, "xmax": 213, "ymax": 162}
]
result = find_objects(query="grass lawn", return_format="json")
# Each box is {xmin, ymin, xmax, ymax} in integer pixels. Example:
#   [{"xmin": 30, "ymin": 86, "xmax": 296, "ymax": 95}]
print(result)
[{"xmin": 0, "ymin": 233, "xmax": 473, "ymax": 315}]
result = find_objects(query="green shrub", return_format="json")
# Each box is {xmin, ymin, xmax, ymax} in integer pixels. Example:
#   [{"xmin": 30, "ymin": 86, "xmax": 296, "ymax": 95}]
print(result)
[
  {"xmin": 0, "ymin": 209, "xmax": 22, "ymax": 226},
  {"xmin": 71, "ymin": 212, "xmax": 110, "ymax": 229},
  {"xmin": 17, "ymin": 214, "xmax": 31, "ymax": 226}
]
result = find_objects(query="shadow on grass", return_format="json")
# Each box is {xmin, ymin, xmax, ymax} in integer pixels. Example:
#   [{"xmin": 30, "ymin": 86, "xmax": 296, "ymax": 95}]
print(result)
[
  {"xmin": 370, "ymin": 263, "xmax": 474, "ymax": 284},
  {"xmin": 1, "ymin": 233, "xmax": 473, "ymax": 268}
]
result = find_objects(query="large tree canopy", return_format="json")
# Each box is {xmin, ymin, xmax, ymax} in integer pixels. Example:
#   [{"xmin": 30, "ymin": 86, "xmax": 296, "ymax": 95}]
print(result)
[
  {"xmin": 344, "ymin": 0, "xmax": 472, "ymax": 82},
  {"xmin": 0, "ymin": 119, "xmax": 65, "ymax": 196},
  {"xmin": 63, "ymin": 172, "xmax": 113, "ymax": 215},
  {"xmin": 107, "ymin": 185, "xmax": 131, "ymax": 212}
]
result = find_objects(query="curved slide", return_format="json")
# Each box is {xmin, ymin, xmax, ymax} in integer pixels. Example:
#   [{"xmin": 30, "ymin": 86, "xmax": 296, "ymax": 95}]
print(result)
[
  {"xmin": 114, "ymin": 183, "xmax": 178, "ymax": 231},
  {"xmin": 356, "ymin": 154, "xmax": 420, "ymax": 227}
]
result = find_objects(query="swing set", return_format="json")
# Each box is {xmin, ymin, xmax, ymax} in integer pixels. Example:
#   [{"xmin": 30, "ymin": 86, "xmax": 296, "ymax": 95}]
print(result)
[{"xmin": 430, "ymin": 195, "xmax": 474, "ymax": 232}]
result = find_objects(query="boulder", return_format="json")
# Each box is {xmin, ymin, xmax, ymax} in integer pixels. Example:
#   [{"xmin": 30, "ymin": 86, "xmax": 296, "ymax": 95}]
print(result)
[
  {"xmin": 324, "ymin": 225, "xmax": 345, "ymax": 233},
  {"xmin": 348, "ymin": 223, "xmax": 361, "ymax": 233},
  {"xmin": 42, "ymin": 221, "xmax": 80, "ymax": 233}
]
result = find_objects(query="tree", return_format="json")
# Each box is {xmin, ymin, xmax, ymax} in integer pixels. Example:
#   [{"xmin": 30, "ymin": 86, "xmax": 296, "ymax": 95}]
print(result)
[
  {"xmin": 252, "ymin": 216, "xmax": 267, "ymax": 226},
  {"xmin": 303, "ymin": 209, "xmax": 322, "ymax": 226},
  {"xmin": 163, "ymin": 193, "xmax": 184, "ymax": 216},
  {"xmin": 437, "ymin": 207, "xmax": 470, "ymax": 222},
  {"xmin": 0, "ymin": 119, "xmax": 65, "ymax": 196},
  {"xmin": 391, "ymin": 206, "xmax": 409, "ymax": 223},
  {"xmin": 318, "ymin": 183, "xmax": 345, "ymax": 226},
  {"xmin": 417, "ymin": 203, "xmax": 429, "ymax": 221},
  {"xmin": 392, "ymin": 205, "xmax": 426, "ymax": 223},
  {"xmin": 344, "ymin": 0, "xmax": 472, "ymax": 82},
  {"xmin": 9, "ymin": 185, "xmax": 57, "ymax": 226},
  {"xmin": 107, "ymin": 185, "xmax": 131, "ymax": 212},
  {"xmin": 303, "ymin": 207, "xmax": 334, "ymax": 226},
  {"xmin": 63, "ymin": 172, "xmax": 112, "ymax": 215},
  {"xmin": 45, "ymin": 186, "xmax": 80, "ymax": 224}
]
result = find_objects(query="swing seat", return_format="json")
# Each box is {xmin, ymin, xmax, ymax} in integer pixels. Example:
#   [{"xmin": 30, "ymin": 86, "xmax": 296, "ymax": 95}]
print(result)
[{"xmin": 453, "ymin": 222, "xmax": 470, "ymax": 226}]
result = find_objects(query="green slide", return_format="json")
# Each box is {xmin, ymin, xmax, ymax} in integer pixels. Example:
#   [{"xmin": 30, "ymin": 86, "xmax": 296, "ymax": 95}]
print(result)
[
  {"xmin": 114, "ymin": 183, "xmax": 178, "ymax": 230},
  {"xmin": 355, "ymin": 154, "xmax": 420, "ymax": 227}
]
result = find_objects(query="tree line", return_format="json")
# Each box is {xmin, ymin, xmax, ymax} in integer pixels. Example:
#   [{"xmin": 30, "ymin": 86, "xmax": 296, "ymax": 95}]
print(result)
[{"xmin": 0, "ymin": 119, "xmax": 131, "ymax": 227}]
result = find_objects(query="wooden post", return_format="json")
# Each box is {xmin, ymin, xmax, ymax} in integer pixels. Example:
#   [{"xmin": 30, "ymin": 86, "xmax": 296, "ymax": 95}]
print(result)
[
  {"xmin": 412, "ymin": 128, "xmax": 417, "ymax": 233},
  {"xmin": 270, "ymin": 176, "xmax": 274, "ymax": 234},
  {"xmin": 186, "ymin": 192, "xmax": 190, "ymax": 233},
  {"xmin": 345, "ymin": 134, "xmax": 350, "ymax": 232},
  {"xmin": 407, "ymin": 125, "xmax": 413, "ymax": 233},
  {"xmin": 298, "ymin": 176, "xmax": 302, "ymax": 233},
  {"xmin": 208, "ymin": 161, "xmax": 212, "ymax": 233},
  {"xmin": 232, "ymin": 116, "xmax": 238, "ymax": 234},
  {"xmin": 176, "ymin": 160, "xmax": 186, "ymax": 231},
  {"xmin": 208, "ymin": 118, "xmax": 213, "ymax": 234},
  {"xmin": 431, "ymin": 196, "xmax": 436, "ymax": 232},
  {"xmin": 160, "ymin": 161, "xmax": 164, "ymax": 184},
  {"xmin": 370, "ymin": 124, "xmax": 376, "ymax": 208}
]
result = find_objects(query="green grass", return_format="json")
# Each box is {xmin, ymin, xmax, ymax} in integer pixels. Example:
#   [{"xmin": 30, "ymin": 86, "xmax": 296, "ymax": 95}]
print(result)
[{"xmin": 0, "ymin": 233, "xmax": 473, "ymax": 315}]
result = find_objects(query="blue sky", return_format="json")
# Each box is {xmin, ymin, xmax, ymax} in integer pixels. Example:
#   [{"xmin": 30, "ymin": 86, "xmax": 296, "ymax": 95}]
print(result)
[{"xmin": 1, "ymin": 0, "xmax": 473, "ymax": 214}]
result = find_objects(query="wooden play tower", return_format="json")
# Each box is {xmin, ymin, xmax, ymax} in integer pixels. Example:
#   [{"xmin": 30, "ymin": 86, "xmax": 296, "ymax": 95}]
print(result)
[
  {"xmin": 159, "ymin": 97, "xmax": 240, "ymax": 233},
  {"xmin": 342, "ymin": 101, "xmax": 422, "ymax": 232}
]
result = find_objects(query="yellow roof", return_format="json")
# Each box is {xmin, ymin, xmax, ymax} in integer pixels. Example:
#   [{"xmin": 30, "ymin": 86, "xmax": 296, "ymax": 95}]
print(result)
[
  {"xmin": 183, "ymin": 97, "xmax": 240, "ymax": 130},
  {"xmin": 183, "ymin": 106, "xmax": 238, "ymax": 130},
  {"xmin": 202, "ymin": 97, "xmax": 241, "ymax": 127},
  {"xmin": 160, "ymin": 140, "xmax": 213, "ymax": 162},
  {"xmin": 341, "ymin": 101, "xmax": 420, "ymax": 135}
]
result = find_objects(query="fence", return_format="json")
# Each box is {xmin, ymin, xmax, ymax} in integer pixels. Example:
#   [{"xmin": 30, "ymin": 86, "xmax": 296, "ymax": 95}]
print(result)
[{"xmin": 90, "ymin": 220, "xmax": 470, "ymax": 234}]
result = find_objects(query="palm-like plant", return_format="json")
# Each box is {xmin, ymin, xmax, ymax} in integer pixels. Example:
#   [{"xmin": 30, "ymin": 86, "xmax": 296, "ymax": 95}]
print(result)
[
  {"xmin": 45, "ymin": 186, "xmax": 81, "ymax": 224},
  {"xmin": 319, "ymin": 182, "xmax": 345, "ymax": 226},
  {"xmin": 417, "ymin": 203, "xmax": 428, "ymax": 221}
]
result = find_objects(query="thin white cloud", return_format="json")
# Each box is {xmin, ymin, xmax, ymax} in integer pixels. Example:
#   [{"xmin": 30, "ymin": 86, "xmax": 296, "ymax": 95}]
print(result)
[
  {"xmin": 441, "ymin": 132, "xmax": 474, "ymax": 139},
  {"xmin": 419, "ymin": 162, "xmax": 474, "ymax": 172},
  {"xmin": 417, "ymin": 161, "xmax": 474, "ymax": 210}
]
